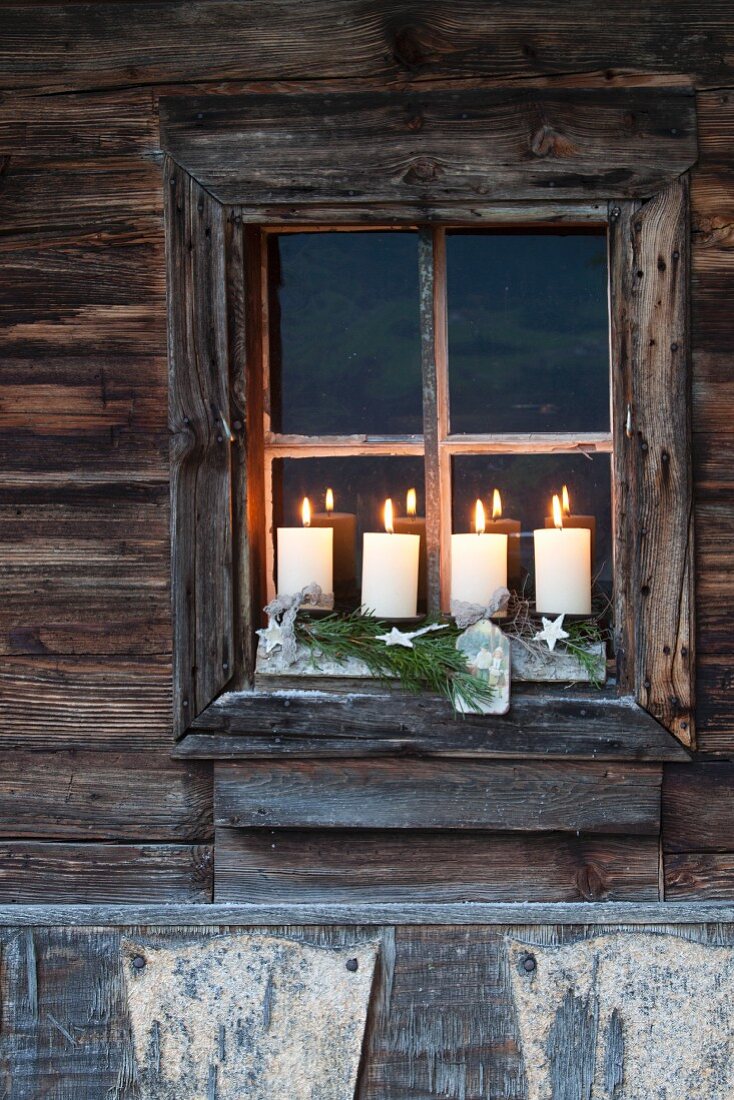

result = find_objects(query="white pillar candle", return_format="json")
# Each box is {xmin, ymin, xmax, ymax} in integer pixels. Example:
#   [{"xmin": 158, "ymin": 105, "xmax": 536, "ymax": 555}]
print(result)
[
  {"xmin": 277, "ymin": 497, "xmax": 333, "ymax": 598},
  {"xmin": 450, "ymin": 499, "xmax": 508, "ymax": 606},
  {"xmin": 534, "ymin": 494, "xmax": 592, "ymax": 614},
  {"xmin": 361, "ymin": 499, "xmax": 420, "ymax": 618}
]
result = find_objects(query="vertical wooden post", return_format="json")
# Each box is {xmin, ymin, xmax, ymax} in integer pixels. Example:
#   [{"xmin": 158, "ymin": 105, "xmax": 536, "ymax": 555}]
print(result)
[
  {"xmin": 418, "ymin": 228, "xmax": 451, "ymax": 614},
  {"xmin": 166, "ymin": 157, "xmax": 234, "ymax": 734},
  {"xmin": 609, "ymin": 178, "xmax": 695, "ymax": 747}
]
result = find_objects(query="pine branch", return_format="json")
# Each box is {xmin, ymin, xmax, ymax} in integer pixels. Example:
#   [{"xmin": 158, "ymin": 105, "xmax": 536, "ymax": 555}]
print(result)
[{"xmin": 295, "ymin": 612, "xmax": 495, "ymax": 712}]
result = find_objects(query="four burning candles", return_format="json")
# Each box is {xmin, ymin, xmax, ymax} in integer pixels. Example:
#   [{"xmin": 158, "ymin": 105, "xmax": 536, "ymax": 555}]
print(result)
[{"xmin": 276, "ymin": 484, "xmax": 594, "ymax": 618}]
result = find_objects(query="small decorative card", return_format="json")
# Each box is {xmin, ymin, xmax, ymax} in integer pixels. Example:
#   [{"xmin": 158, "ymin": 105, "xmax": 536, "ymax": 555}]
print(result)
[{"xmin": 455, "ymin": 619, "xmax": 511, "ymax": 715}]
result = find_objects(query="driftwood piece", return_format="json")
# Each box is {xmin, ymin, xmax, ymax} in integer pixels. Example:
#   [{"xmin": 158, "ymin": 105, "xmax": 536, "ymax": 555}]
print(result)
[
  {"xmin": 255, "ymin": 635, "xmax": 606, "ymax": 683},
  {"xmin": 121, "ymin": 932, "xmax": 378, "ymax": 1099},
  {"xmin": 507, "ymin": 932, "xmax": 734, "ymax": 1099}
]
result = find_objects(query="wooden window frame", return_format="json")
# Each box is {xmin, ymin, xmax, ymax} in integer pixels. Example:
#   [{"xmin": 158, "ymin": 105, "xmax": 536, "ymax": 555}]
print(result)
[{"xmin": 161, "ymin": 87, "xmax": 697, "ymax": 764}]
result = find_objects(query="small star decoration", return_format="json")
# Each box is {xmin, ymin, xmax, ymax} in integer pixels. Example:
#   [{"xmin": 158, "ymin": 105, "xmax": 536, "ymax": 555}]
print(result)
[
  {"xmin": 256, "ymin": 618, "xmax": 285, "ymax": 654},
  {"xmin": 377, "ymin": 622, "xmax": 448, "ymax": 649},
  {"xmin": 533, "ymin": 613, "xmax": 569, "ymax": 652}
]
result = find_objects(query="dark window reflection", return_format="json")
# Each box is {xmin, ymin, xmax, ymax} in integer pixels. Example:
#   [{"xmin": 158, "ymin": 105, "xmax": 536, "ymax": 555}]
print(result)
[
  {"xmin": 273, "ymin": 456, "xmax": 426, "ymax": 610},
  {"xmin": 447, "ymin": 230, "xmax": 610, "ymax": 434},
  {"xmin": 269, "ymin": 232, "xmax": 423, "ymax": 436},
  {"xmin": 452, "ymin": 454, "xmax": 612, "ymax": 597}
]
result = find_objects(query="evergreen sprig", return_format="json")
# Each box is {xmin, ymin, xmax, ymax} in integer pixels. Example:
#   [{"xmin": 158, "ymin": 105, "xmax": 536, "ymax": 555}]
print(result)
[{"xmin": 294, "ymin": 611, "xmax": 495, "ymax": 712}]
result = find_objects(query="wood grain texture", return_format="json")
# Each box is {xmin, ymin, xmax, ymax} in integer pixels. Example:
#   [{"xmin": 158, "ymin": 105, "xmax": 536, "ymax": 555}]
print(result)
[
  {"xmin": 665, "ymin": 853, "xmax": 734, "ymax": 899},
  {"xmin": 166, "ymin": 157, "xmax": 234, "ymax": 735},
  {"xmin": 3, "ymin": 3, "xmax": 733, "ymax": 92},
  {"xmin": 185, "ymin": 687, "xmax": 691, "ymax": 760},
  {"xmin": 663, "ymin": 763, "xmax": 734, "ymax": 853},
  {"xmin": 160, "ymin": 87, "xmax": 697, "ymax": 205},
  {"xmin": 609, "ymin": 179, "xmax": 695, "ymax": 746},
  {"xmin": 0, "ymin": 480, "xmax": 170, "ymax": 656},
  {"xmin": 0, "ymin": 655, "xmax": 172, "ymax": 749},
  {"xmin": 215, "ymin": 828, "xmax": 661, "ymax": 903},
  {"xmin": 214, "ymin": 759, "xmax": 662, "ymax": 834},
  {"xmin": 0, "ymin": 843, "xmax": 212, "ymax": 904},
  {"xmin": 0, "ymin": 751, "xmax": 212, "ymax": 841}
]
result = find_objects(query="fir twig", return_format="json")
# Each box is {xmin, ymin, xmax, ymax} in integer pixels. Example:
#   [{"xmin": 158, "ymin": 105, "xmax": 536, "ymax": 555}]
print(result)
[{"xmin": 294, "ymin": 611, "xmax": 495, "ymax": 712}]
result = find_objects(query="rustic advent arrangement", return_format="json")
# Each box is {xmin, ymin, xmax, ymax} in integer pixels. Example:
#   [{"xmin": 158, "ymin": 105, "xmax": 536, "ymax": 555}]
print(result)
[{"xmin": 259, "ymin": 482, "xmax": 606, "ymax": 716}]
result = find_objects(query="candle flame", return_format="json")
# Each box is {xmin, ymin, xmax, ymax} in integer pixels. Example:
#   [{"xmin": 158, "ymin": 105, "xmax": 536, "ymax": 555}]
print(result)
[
  {"xmin": 562, "ymin": 484, "xmax": 571, "ymax": 516},
  {"xmin": 492, "ymin": 489, "xmax": 502, "ymax": 519},
  {"xmin": 384, "ymin": 497, "xmax": 394, "ymax": 534},
  {"xmin": 406, "ymin": 487, "xmax": 417, "ymax": 517},
  {"xmin": 301, "ymin": 496, "xmax": 311, "ymax": 527},
  {"xmin": 474, "ymin": 498, "xmax": 486, "ymax": 535},
  {"xmin": 552, "ymin": 493, "xmax": 563, "ymax": 531},
  {"xmin": 325, "ymin": 488, "xmax": 334, "ymax": 513}
]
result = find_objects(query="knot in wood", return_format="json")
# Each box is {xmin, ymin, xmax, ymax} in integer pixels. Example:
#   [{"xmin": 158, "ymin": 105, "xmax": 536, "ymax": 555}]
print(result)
[
  {"xmin": 132, "ymin": 955, "xmax": 146, "ymax": 970},
  {"xmin": 577, "ymin": 864, "xmax": 605, "ymax": 900},
  {"xmin": 390, "ymin": 25, "xmax": 428, "ymax": 71},
  {"xmin": 529, "ymin": 124, "xmax": 575, "ymax": 159},
  {"xmin": 403, "ymin": 157, "xmax": 441, "ymax": 184}
]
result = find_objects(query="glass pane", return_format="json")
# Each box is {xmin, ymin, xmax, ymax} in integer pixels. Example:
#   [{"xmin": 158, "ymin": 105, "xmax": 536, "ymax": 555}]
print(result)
[
  {"xmin": 447, "ymin": 230, "xmax": 610, "ymax": 434},
  {"xmin": 273, "ymin": 456, "xmax": 426, "ymax": 612},
  {"xmin": 451, "ymin": 453, "xmax": 612, "ymax": 600},
  {"xmin": 268, "ymin": 232, "xmax": 423, "ymax": 436}
]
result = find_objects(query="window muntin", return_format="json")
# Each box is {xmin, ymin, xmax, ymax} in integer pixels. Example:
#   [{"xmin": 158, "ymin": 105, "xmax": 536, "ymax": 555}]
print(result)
[{"xmin": 263, "ymin": 225, "xmax": 612, "ymax": 618}]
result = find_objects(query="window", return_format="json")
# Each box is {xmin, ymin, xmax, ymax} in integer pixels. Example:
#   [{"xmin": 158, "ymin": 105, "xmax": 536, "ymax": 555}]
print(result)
[
  {"xmin": 264, "ymin": 226, "xmax": 612, "ymax": 617},
  {"xmin": 162, "ymin": 84, "xmax": 695, "ymax": 757}
]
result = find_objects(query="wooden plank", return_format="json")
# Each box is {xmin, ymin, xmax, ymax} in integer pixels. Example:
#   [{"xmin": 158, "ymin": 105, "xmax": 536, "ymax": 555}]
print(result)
[
  {"xmin": 0, "ymin": 843, "xmax": 212, "ymax": 904},
  {"xmin": 609, "ymin": 179, "xmax": 695, "ymax": 746},
  {"xmin": 665, "ymin": 853, "xmax": 734, "ymax": 900},
  {"xmin": 663, "ymin": 763, "xmax": 734, "ymax": 853},
  {"xmin": 183, "ymin": 687, "xmax": 691, "ymax": 761},
  {"xmin": 245, "ymin": 199, "xmax": 608, "ymax": 225},
  {"xmin": 214, "ymin": 760, "xmax": 662, "ymax": 834},
  {"xmin": 1, "ymin": 4, "xmax": 733, "ymax": 93},
  {"xmin": 2, "ymin": 902, "xmax": 734, "ymax": 927},
  {"xmin": 0, "ymin": 751, "xmax": 212, "ymax": 840},
  {"xmin": 160, "ymin": 87, "xmax": 697, "ymax": 205},
  {"xmin": 0, "ymin": 655, "xmax": 172, "ymax": 750},
  {"xmin": 215, "ymin": 828, "xmax": 660, "ymax": 903},
  {"xmin": 0, "ymin": 87, "xmax": 158, "ymax": 154},
  {"xmin": 165, "ymin": 157, "xmax": 234, "ymax": 735},
  {"xmin": 0, "ymin": 481, "xmax": 170, "ymax": 656}
]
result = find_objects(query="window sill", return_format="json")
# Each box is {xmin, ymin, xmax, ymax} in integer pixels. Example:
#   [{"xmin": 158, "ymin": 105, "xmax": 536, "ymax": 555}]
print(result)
[{"xmin": 173, "ymin": 684, "xmax": 691, "ymax": 762}]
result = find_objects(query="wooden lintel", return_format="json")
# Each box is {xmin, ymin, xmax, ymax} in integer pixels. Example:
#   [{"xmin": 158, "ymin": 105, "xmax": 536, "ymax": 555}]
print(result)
[{"xmin": 160, "ymin": 87, "xmax": 697, "ymax": 206}]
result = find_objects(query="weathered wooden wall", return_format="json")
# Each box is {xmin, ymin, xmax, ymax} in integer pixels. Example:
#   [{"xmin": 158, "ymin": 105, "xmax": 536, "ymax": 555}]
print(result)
[{"xmin": 0, "ymin": 3, "xmax": 733, "ymax": 905}]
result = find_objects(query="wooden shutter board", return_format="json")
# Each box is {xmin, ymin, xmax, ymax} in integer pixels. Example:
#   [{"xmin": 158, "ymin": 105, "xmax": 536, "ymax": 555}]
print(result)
[
  {"xmin": 214, "ymin": 759, "xmax": 662, "ymax": 834},
  {"xmin": 610, "ymin": 178, "xmax": 695, "ymax": 746},
  {"xmin": 166, "ymin": 157, "xmax": 234, "ymax": 734},
  {"xmin": 159, "ymin": 87, "xmax": 697, "ymax": 206}
]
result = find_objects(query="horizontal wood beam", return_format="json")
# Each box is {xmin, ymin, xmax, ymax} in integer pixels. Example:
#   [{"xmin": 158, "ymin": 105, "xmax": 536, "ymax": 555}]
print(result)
[
  {"xmin": 215, "ymin": 828, "xmax": 660, "ymax": 903},
  {"xmin": 1, "ymin": 902, "xmax": 734, "ymax": 928},
  {"xmin": 214, "ymin": 759, "xmax": 662, "ymax": 833},
  {"xmin": 181, "ymin": 687, "xmax": 691, "ymax": 761},
  {"xmin": 0, "ymin": 843, "xmax": 212, "ymax": 904},
  {"xmin": 160, "ymin": 87, "xmax": 697, "ymax": 206}
]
